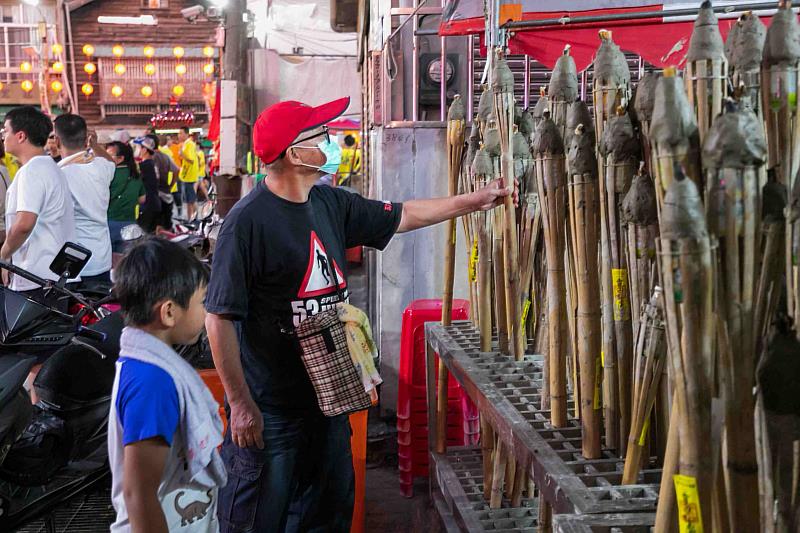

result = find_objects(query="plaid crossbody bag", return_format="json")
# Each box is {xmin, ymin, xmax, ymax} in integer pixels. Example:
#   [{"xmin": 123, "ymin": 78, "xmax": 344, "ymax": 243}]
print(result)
[{"xmin": 289, "ymin": 234, "xmax": 372, "ymax": 417}]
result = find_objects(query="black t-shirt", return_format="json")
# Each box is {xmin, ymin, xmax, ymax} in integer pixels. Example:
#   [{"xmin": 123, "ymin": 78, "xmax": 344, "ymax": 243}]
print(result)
[
  {"xmin": 205, "ymin": 182, "xmax": 402, "ymax": 413},
  {"xmin": 139, "ymin": 159, "xmax": 162, "ymax": 213}
]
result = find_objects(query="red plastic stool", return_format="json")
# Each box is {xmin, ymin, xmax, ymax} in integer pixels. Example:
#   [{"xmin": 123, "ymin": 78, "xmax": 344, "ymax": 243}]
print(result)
[{"xmin": 396, "ymin": 299, "xmax": 476, "ymax": 497}]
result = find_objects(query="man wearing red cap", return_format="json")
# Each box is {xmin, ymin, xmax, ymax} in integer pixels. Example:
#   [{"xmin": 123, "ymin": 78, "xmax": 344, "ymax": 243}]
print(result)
[{"xmin": 205, "ymin": 97, "xmax": 514, "ymax": 532}]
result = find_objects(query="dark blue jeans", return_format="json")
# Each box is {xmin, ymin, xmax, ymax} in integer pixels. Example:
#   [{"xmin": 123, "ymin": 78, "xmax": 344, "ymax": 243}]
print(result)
[{"xmin": 217, "ymin": 410, "xmax": 354, "ymax": 533}]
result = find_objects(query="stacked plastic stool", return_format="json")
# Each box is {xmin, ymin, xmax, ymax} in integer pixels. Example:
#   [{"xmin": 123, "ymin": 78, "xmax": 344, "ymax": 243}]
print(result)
[{"xmin": 397, "ymin": 299, "xmax": 479, "ymax": 497}]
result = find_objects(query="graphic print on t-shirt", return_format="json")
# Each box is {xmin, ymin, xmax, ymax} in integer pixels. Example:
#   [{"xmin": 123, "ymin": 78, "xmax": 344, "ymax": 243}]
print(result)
[
  {"xmin": 298, "ymin": 231, "xmax": 346, "ymax": 298},
  {"xmin": 291, "ymin": 230, "xmax": 349, "ymax": 327}
]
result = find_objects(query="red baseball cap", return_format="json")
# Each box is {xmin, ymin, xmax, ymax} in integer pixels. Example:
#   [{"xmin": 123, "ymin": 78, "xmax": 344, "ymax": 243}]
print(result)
[{"xmin": 253, "ymin": 97, "xmax": 350, "ymax": 164}]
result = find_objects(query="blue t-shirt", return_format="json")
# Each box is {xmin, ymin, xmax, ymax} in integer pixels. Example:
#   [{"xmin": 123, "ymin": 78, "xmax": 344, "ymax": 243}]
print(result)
[{"xmin": 115, "ymin": 357, "xmax": 180, "ymax": 446}]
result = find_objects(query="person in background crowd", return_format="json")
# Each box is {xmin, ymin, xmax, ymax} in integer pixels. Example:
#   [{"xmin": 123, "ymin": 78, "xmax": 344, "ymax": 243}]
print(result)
[
  {"xmin": 3, "ymin": 149, "xmax": 18, "ymax": 180},
  {"xmin": 167, "ymin": 135, "xmax": 183, "ymax": 213},
  {"xmin": 45, "ymin": 132, "xmax": 61, "ymax": 163},
  {"xmin": 337, "ymin": 134, "xmax": 360, "ymax": 187},
  {"xmin": 0, "ymin": 140, "xmax": 10, "ymax": 247},
  {"xmin": 193, "ymin": 133, "xmax": 209, "ymax": 203},
  {"xmin": 106, "ymin": 141, "xmax": 145, "ymax": 253},
  {"xmin": 54, "ymin": 114, "xmax": 116, "ymax": 286},
  {"xmin": 205, "ymin": 97, "xmax": 516, "ymax": 532},
  {"xmin": 109, "ymin": 238, "xmax": 225, "ymax": 533},
  {"xmin": 178, "ymin": 127, "xmax": 200, "ymax": 219},
  {"xmin": 132, "ymin": 137, "xmax": 162, "ymax": 234},
  {"xmin": 147, "ymin": 134, "xmax": 179, "ymax": 231},
  {"xmin": 0, "ymin": 105, "xmax": 76, "ymax": 294}
]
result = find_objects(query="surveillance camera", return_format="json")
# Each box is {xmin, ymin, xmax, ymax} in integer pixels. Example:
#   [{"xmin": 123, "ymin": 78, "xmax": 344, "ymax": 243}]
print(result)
[{"xmin": 181, "ymin": 5, "xmax": 204, "ymax": 21}]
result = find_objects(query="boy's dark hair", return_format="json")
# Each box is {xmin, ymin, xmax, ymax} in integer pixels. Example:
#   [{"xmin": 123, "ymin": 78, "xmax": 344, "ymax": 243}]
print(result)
[
  {"xmin": 53, "ymin": 113, "xmax": 88, "ymax": 151},
  {"xmin": 344, "ymin": 134, "xmax": 356, "ymax": 147},
  {"xmin": 181, "ymin": 126, "xmax": 190, "ymax": 134},
  {"xmin": 5, "ymin": 106, "xmax": 52, "ymax": 148},
  {"xmin": 115, "ymin": 238, "xmax": 208, "ymax": 326},
  {"xmin": 146, "ymin": 133, "xmax": 160, "ymax": 148}
]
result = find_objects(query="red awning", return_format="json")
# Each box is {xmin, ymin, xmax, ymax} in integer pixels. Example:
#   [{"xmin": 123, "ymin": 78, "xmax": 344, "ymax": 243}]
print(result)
[
  {"xmin": 327, "ymin": 118, "xmax": 360, "ymax": 130},
  {"xmin": 440, "ymin": 1, "xmax": 778, "ymax": 71}
]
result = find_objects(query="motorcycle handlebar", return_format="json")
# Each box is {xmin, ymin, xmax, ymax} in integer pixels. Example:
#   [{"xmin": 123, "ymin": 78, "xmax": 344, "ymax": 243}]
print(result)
[
  {"xmin": 0, "ymin": 261, "xmax": 49, "ymax": 287},
  {"xmin": 77, "ymin": 326, "xmax": 107, "ymax": 343}
]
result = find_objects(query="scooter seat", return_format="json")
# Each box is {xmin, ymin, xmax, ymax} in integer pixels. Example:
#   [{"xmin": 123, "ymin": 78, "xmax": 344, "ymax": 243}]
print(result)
[{"xmin": 34, "ymin": 343, "xmax": 116, "ymax": 414}]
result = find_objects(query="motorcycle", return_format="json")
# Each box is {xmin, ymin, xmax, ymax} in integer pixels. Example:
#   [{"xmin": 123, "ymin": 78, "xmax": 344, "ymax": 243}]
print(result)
[{"xmin": 0, "ymin": 243, "xmax": 120, "ymax": 531}]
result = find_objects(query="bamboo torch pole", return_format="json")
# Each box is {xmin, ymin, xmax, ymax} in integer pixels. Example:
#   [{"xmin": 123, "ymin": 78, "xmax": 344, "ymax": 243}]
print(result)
[
  {"xmin": 533, "ymin": 112, "xmax": 568, "ymax": 427},
  {"xmin": 485, "ymin": 122, "xmax": 509, "ymax": 355},
  {"xmin": 473, "ymin": 147, "xmax": 495, "ymax": 353},
  {"xmin": 659, "ymin": 164, "xmax": 716, "ymax": 531},
  {"xmin": 599, "ymin": 108, "xmax": 641, "ymax": 454},
  {"xmin": 492, "ymin": 51, "xmax": 522, "ymax": 362},
  {"xmin": 633, "ymin": 72, "xmax": 661, "ymax": 176},
  {"xmin": 567, "ymin": 123, "xmax": 602, "ymax": 458},
  {"xmin": 514, "ymin": 127, "xmax": 535, "ymax": 353},
  {"xmin": 684, "ymin": 1, "xmax": 728, "ymax": 148},
  {"xmin": 703, "ymin": 99, "xmax": 767, "ymax": 531},
  {"xmin": 726, "ymin": 12, "xmax": 766, "ymax": 121},
  {"xmin": 549, "ymin": 47, "xmax": 580, "ymax": 415},
  {"xmin": 763, "ymin": 1, "xmax": 800, "ymax": 328},
  {"xmin": 593, "ymin": 30, "xmax": 631, "ymax": 452},
  {"xmin": 436, "ymin": 96, "xmax": 466, "ymax": 454}
]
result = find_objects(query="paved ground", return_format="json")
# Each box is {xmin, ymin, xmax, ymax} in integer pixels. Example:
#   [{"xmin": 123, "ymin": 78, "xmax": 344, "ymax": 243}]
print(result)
[{"xmin": 364, "ymin": 466, "xmax": 441, "ymax": 532}]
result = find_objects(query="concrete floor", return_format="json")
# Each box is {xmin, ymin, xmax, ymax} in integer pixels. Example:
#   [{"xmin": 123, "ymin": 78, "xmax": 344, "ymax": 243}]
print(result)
[{"xmin": 364, "ymin": 466, "xmax": 442, "ymax": 532}]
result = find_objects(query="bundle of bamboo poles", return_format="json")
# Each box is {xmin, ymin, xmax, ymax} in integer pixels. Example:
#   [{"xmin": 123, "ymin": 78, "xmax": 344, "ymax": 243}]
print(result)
[
  {"xmin": 492, "ymin": 50, "xmax": 524, "ymax": 361},
  {"xmin": 633, "ymin": 72, "xmax": 661, "ymax": 174},
  {"xmin": 533, "ymin": 112, "xmax": 568, "ymax": 427},
  {"xmin": 599, "ymin": 107, "xmax": 640, "ymax": 454},
  {"xmin": 650, "ymin": 67, "xmax": 703, "ymax": 208},
  {"xmin": 702, "ymin": 98, "xmax": 767, "ymax": 532},
  {"xmin": 592, "ymin": 30, "xmax": 632, "ymax": 454},
  {"xmin": 763, "ymin": 0, "xmax": 800, "ymax": 331},
  {"xmin": 622, "ymin": 286, "xmax": 666, "ymax": 484},
  {"xmin": 725, "ymin": 11, "xmax": 766, "ymax": 117},
  {"xmin": 437, "ymin": 96, "xmax": 467, "ymax": 455},
  {"xmin": 684, "ymin": 1, "xmax": 728, "ymax": 146},
  {"xmin": 567, "ymin": 122, "xmax": 602, "ymax": 458},
  {"xmin": 515, "ymin": 127, "xmax": 537, "ymax": 351},
  {"xmin": 656, "ymin": 163, "xmax": 716, "ymax": 532}
]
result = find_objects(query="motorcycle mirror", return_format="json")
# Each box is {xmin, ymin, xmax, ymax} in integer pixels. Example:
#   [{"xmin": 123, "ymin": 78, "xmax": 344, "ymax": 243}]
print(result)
[{"xmin": 121, "ymin": 224, "xmax": 145, "ymax": 242}]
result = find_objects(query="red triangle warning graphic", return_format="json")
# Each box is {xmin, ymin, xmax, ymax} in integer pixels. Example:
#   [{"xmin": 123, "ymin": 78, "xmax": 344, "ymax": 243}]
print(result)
[{"xmin": 298, "ymin": 231, "xmax": 346, "ymax": 298}]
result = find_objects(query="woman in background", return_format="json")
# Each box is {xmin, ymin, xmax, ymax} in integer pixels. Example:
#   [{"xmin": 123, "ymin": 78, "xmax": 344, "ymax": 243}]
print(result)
[{"xmin": 106, "ymin": 141, "xmax": 145, "ymax": 253}]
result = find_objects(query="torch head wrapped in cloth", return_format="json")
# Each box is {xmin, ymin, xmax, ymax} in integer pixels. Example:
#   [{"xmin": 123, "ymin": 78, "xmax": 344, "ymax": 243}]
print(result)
[
  {"xmin": 594, "ymin": 30, "xmax": 631, "ymax": 86},
  {"xmin": 568, "ymin": 124, "xmax": 598, "ymax": 179},
  {"xmin": 566, "ymin": 100, "xmax": 595, "ymax": 150},
  {"xmin": 634, "ymin": 72, "xmax": 661, "ymax": 124},
  {"xmin": 622, "ymin": 170, "xmax": 659, "ymax": 226},
  {"xmin": 686, "ymin": 1, "xmax": 726, "ymax": 62},
  {"xmin": 763, "ymin": 1, "xmax": 800, "ymax": 66},
  {"xmin": 548, "ymin": 46, "xmax": 579, "ymax": 103},
  {"xmin": 661, "ymin": 163, "xmax": 708, "ymax": 240},
  {"xmin": 702, "ymin": 99, "xmax": 767, "ymax": 170},
  {"xmin": 726, "ymin": 12, "xmax": 766, "ymax": 73}
]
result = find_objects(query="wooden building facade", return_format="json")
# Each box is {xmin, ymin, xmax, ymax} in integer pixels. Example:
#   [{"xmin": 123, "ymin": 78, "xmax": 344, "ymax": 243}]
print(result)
[{"xmin": 65, "ymin": 0, "xmax": 219, "ymax": 128}]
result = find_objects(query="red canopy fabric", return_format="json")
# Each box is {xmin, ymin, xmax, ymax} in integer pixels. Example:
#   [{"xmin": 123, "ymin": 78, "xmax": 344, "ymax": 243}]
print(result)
[
  {"xmin": 207, "ymin": 83, "xmax": 221, "ymax": 142},
  {"xmin": 441, "ymin": 1, "xmax": 777, "ymax": 71}
]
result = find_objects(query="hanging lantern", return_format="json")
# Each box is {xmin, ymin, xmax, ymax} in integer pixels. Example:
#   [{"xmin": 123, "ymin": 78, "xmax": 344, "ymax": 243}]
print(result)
[
  {"xmin": 82, "ymin": 44, "xmax": 95, "ymax": 56},
  {"xmin": 172, "ymin": 46, "xmax": 185, "ymax": 59},
  {"xmin": 112, "ymin": 45, "xmax": 125, "ymax": 57},
  {"xmin": 51, "ymin": 43, "xmax": 63, "ymax": 55},
  {"xmin": 203, "ymin": 46, "xmax": 214, "ymax": 58},
  {"xmin": 51, "ymin": 61, "xmax": 64, "ymax": 73},
  {"xmin": 111, "ymin": 84, "xmax": 123, "ymax": 97},
  {"xmin": 175, "ymin": 63, "xmax": 187, "ymax": 75},
  {"xmin": 143, "ymin": 45, "xmax": 155, "ymax": 58},
  {"xmin": 203, "ymin": 62, "xmax": 214, "ymax": 76},
  {"xmin": 50, "ymin": 80, "xmax": 63, "ymax": 93},
  {"xmin": 172, "ymin": 84, "xmax": 185, "ymax": 97},
  {"xmin": 20, "ymin": 80, "xmax": 33, "ymax": 93},
  {"xmin": 144, "ymin": 63, "xmax": 156, "ymax": 76},
  {"xmin": 114, "ymin": 63, "xmax": 126, "ymax": 75},
  {"xmin": 141, "ymin": 85, "xmax": 153, "ymax": 97},
  {"xmin": 81, "ymin": 83, "xmax": 94, "ymax": 96},
  {"xmin": 19, "ymin": 61, "xmax": 32, "ymax": 74},
  {"xmin": 84, "ymin": 62, "xmax": 96, "ymax": 75},
  {"xmin": 0, "ymin": 81, "xmax": 5, "ymax": 91}
]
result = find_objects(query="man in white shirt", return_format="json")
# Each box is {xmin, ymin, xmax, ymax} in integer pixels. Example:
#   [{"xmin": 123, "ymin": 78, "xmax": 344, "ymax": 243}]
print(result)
[
  {"xmin": 54, "ymin": 114, "xmax": 115, "ymax": 285},
  {"xmin": 0, "ymin": 106, "xmax": 76, "ymax": 293}
]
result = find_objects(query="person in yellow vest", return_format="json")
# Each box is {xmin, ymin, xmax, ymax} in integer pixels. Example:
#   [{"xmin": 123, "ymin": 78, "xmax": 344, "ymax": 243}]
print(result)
[
  {"xmin": 178, "ymin": 127, "xmax": 200, "ymax": 219},
  {"xmin": 192, "ymin": 133, "xmax": 209, "ymax": 203},
  {"xmin": 337, "ymin": 134, "xmax": 361, "ymax": 187},
  {"xmin": 167, "ymin": 135, "xmax": 183, "ymax": 211},
  {"xmin": 3, "ymin": 151, "xmax": 18, "ymax": 180}
]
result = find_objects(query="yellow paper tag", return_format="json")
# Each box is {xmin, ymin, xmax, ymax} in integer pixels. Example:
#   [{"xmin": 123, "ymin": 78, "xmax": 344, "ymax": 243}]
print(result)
[
  {"xmin": 593, "ymin": 356, "xmax": 602, "ymax": 410},
  {"xmin": 520, "ymin": 299, "xmax": 531, "ymax": 330},
  {"xmin": 468, "ymin": 238, "xmax": 478, "ymax": 283},
  {"xmin": 601, "ymin": 350, "xmax": 605, "ymax": 368},
  {"xmin": 451, "ymin": 221, "xmax": 457, "ymax": 245},
  {"xmin": 638, "ymin": 417, "xmax": 651, "ymax": 446},
  {"xmin": 674, "ymin": 474, "xmax": 704, "ymax": 533},
  {"xmin": 612, "ymin": 268, "xmax": 631, "ymax": 321},
  {"xmin": 247, "ymin": 151, "xmax": 253, "ymax": 174}
]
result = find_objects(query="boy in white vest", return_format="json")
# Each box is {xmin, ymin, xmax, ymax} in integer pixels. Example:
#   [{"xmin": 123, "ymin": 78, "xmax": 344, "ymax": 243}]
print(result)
[{"xmin": 109, "ymin": 238, "xmax": 226, "ymax": 532}]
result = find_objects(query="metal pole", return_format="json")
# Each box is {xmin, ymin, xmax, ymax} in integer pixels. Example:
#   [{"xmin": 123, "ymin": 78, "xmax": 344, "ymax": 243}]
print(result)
[
  {"xmin": 523, "ymin": 54, "xmax": 530, "ymax": 108},
  {"xmin": 467, "ymin": 35, "xmax": 474, "ymax": 120},
  {"xmin": 504, "ymin": 2, "xmax": 792, "ymax": 30},
  {"xmin": 440, "ymin": 35, "xmax": 446, "ymax": 121},
  {"xmin": 412, "ymin": 0, "xmax": 419, "ymax": 122}
]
